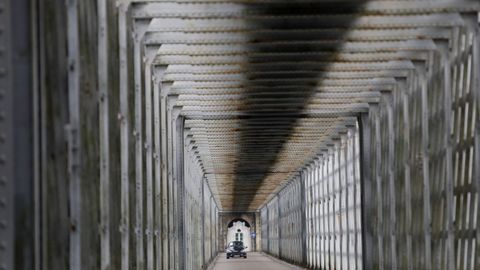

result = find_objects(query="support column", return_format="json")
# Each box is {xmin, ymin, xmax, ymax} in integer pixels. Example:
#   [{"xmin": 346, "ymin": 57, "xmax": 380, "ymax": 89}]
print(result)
[
  {"xmin": 473, "ymin": 17, "xmax": 480, "ymax": 270},
  {"xmin": 153, "ymin": 68, "xmax": 164, "ymax": 270},
  {"xmin": 66, "ymin": 0, "xmax": 81, "ymax": 268},
  {"xmin": 437, "ymin": 42, "xmax": 454, "ymax": 270},
  {"xmin": 375, "ymin": 107, "xmax": 385, "ymax": 270},
  {"xmin": 160, "ymin": 83, "xmax": 170, "ymax": 270},
  {"xmin": 201, "ymin": 176, "xmax": 206, "ymax": 268},
  {"xmin": 97, "ymin": 0, "xmax": 110, "ymax": 268},
  {"xmin": 167, "ymin": 97, "xmax": 175, "ymax": 269},
  {"xmin": 399, "ymin": 76, "xmax": 413, "ymax": 270},
  {"xmin": 415, "ymin": 61, "xmax": 433, "ymax": 270},
  {"xmin": 359, "ymin": 111, "xmax": 374, "ymax": 270},
  {"xmin": 118, "ymin": 4, "xmax": 131, "ymax": 270},
  {"xmin": 133, "ymin": 34, "xmax": 144, "ymax": 270},
  {"xmin": 384, "ymin": 90, "xmax": 397, "ymax": 270},
  {"xmin": 277, "ymin": 193, "xmax": 282, "ymax": 259},
  {"xmin": 174, "ymin": 110, "xmax": 185, "ymax": 270},
  {"xmin": 143, "ymin": 46, "xmax": 158, "ymax": 270},
  {"xmin": 300, "ymin": 171, "xmax": 307, "ymax": 265}
]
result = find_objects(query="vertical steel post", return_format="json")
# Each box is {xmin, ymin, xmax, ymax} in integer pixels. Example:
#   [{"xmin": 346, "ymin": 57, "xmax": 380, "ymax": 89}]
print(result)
[
  {"xmin": 315, "ymin": 159, "xmax": 320, "ymax": 268},
  {"xmin": 167, "ymin": 98, "xmax": 176, "ymax": 269},
  {"xmin": 343, "ymin": 134, "xmax": 350, "ymax": 270},
  {"xmin": 306, "ymin": 169, "xmax": 310, "ymax": 266},
  {"xmin": 351, "ymin": 125, "xmax": 360, "ymax": 270},
  {"xmin": 399, "ymin": 76, "xmax": 413, "ymax": 270},
  {"xmin": 175, "ymin": 112, "xmax": 185, "ymax": 270},
  {"xmin": 416, "ymin": 61, "xmax": 433, "ymax": 270},
  {"xmin": 153, "ymin": 68, "xmax": 163, "ymax": 270},
  {"xmin": 320, "ymin": 154, "xmax": 327, "ymax": 269},
  {"xmin": 201, "ymin": 176, "xmax": 206, "ymax": 268},
  {"xmin": 98, "ymin": 0, "xmax": 110, "ymax": 268},
  {"xmin": 438, "ymin": 41, "xmax": 455, "ymax": 270},
  {"xmin": 359, "ymin": 111, "xmax": 373, "ymax": 270},
  {"xmin": 31, "ymin": 0, "xmax": 42, "ymax": 268},
  {"xmin": 336, "ymin": 141, "xmax": 343, "ymax": 270},
  {"xmin": 133, "ymin": 35, "xmax": 144, "ymax": 270},
  {"xmin": 118, "ymin": 4, "xmax": 130, "ymax": 269},
  {"xmin": 277, "ymin": 192, "xmax": 282, "ymax": 259},
  {"xmin": 300, "ymin": 171, "xmax": 307, "ymax": 265},
  {"xmin": 473, "ymin": 15, "xmax": 480, "ymax": 270},
  {"xmin": 473, "ymin": 16, "xmax": 480, "ymax": 270},
  {"xmin": 144, "ymin": 62, "xmax": 154, "ymax": 270},
  {"xmin": 384, "ymin": 90, "xmax": 397, "ymax": 270},
  {"xmin": 326, "ymin": 150, "xmax": 332, "ymax": 269},
  {"xmin": 373, "ymin": 104, "xmax": 384, "ymax": 270},
  {"xmin": 331, "ymin": 144, "xmax": 337, "ymax": 268},
  {"xmin": 66, "ymin": 0, "xmax": 81, "ymax": 268},
  {"xmin": 160, "ymin": 85, "xmax": 170, "ymax": 270}
]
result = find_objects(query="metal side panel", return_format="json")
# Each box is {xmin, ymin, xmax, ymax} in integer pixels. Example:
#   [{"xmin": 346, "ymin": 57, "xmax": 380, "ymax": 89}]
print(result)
[
  {"xmin": 0, "ymin": 0, "xmax": 13, "ymax": 269},
  {"xmin": 7, "ymin": 0, "xmax": 36, "ymax": 268}
]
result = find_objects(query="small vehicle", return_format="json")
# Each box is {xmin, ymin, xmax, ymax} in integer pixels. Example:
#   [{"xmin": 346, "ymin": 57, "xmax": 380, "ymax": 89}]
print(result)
[{"xmin": 226, "ymin": 241, "xmax": 247, "ymax": 259}]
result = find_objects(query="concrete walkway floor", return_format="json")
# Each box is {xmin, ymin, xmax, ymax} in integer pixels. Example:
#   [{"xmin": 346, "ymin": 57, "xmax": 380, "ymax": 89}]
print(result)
[{"xmin": 210, "ymin": 252, "xmax": 305, "ymax": 270}]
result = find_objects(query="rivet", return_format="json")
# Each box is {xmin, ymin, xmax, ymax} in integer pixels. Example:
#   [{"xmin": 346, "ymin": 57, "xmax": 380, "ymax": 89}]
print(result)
[
  {"xmin": 0, "ymin": 155, "xmax": 5, "ymax": 164},
  {"xmin": 0, "ymin": 199, "xmax": 5, "ymax": 207},
  {"xmin": 0, "ymin": 177, "xmax": 5, "ymax": 186},
  {"xmin": 69, "ymin": 60, "xmax": 75, "ymax": 72},
  {"xmin": 0, "ymin": 241, "xmax": 6, "ymax": 250}
]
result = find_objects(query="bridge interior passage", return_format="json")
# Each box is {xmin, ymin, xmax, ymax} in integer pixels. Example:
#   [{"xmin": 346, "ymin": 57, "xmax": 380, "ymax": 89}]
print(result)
[{"xmin": 1, "ymin": 0, "xmax": 480, "ymax": 270}]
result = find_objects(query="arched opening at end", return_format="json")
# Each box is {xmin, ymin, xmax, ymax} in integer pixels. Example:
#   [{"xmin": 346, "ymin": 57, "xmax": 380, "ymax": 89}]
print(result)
[
  {"xmin": 227, "ymin": 218, "xmax": 251, "ymax": 228},
  {"xmin": 226, "ymin": 218, "xmax": 252, "ymax": 251}
]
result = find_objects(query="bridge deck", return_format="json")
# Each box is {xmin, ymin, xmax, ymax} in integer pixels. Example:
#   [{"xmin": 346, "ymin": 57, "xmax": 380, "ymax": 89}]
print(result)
[{"xmin": 211, "ymin": 252, "xmax": 304, "ymax": 270}]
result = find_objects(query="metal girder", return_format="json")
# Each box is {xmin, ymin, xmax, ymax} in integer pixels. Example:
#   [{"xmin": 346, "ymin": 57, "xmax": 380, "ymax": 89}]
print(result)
[
  {"xmin": 164, "ymin": 61, "xmax": 415, "ymax": 74},
  {"xmin": 144, "ymin": 14, "xmax": 464, "ymax": 32},
  {"xmin": 156, "ymin": 40, "xmax": 436, "ymax": 55},
  {"xmin": 164, "ymin": 71, "xmax": 410, "ymax": 82},
  {"xmin": 154, "ymin": 51, "xmax": 431, "ymax": 65},
  {"xmin": 144, "ymin": 28, "xmax": 452, "ymax": 45},
  {"xmin": 131, "ymin": 1, "xmax": 480, "ymax": 18}
]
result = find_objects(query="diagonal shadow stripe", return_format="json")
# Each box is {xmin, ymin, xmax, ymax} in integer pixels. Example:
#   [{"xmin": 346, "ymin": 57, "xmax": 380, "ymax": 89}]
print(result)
[{"xmin": 232, "ymin": 1, "xmax": 368, "ymax": 211}]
